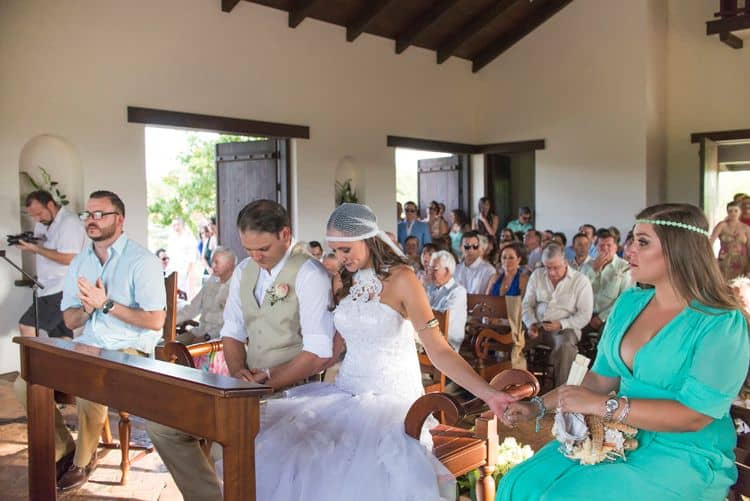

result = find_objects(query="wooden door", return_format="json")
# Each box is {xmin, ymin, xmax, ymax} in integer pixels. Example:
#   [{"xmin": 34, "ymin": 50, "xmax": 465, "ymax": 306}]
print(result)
[
  {"xmin": 216, "ymin": 139, "xmax": 290, "ymax": 260},
  {"xmin": 417, "ymin": 155, "xmax": 467, "ymax": 218},
  {"xmin": 699, "ymin": 137, "xmax": 720, "ymax": 227}
]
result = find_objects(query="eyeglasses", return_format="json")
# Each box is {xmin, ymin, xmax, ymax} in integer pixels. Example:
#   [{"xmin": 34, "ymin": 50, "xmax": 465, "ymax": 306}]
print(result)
[
  {"xmin": 463, "ymin": 244, "xmax": 480, "ymax": 250},
  {"xmin": 78, "ymin": 211, "xmax": 119, "ymax": 221},
  {"xmin": 404, "ymin": 208, "xmax": 417, "ymax": 213}
]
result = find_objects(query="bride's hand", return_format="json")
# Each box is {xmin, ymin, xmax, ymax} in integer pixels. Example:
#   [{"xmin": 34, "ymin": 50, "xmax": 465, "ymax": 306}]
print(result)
[
  {"xmin": 484, "ymin": 390, "xmax": 520, "ymax": 423},
  {"xmin": 500, "ymin": 402, "xmax": 539, "ymax": 428}
]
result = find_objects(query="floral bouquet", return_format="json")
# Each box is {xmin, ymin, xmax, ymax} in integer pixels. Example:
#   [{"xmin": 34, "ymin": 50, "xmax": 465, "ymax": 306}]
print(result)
[{"xmin": 553, "ymin": 354, "xmax": 639, "ymax": 465}]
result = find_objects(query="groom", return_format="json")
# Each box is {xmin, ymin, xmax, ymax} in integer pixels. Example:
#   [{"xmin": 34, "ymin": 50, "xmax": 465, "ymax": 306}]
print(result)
[{"xmin": 147, "ymin": 200, "xmax": 337, "ymax": 500}]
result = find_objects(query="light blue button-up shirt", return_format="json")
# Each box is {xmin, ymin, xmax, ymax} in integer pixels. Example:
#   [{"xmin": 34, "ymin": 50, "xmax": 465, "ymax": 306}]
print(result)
[{"xmin": 61, "ymin": 233, "xmax": 166, "ymax": 354}]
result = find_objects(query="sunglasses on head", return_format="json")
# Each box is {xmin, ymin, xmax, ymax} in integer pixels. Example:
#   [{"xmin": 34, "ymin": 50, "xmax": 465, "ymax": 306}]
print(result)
[{"xmin": 463, "ymin": 244, "xmax": 480, "ymax": 250}]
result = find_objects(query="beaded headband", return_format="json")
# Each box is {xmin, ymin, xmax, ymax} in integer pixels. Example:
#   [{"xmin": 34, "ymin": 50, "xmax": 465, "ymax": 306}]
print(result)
[{"xmin": 634, "ymin": 219, "xmax": 710, "ymax": 237}]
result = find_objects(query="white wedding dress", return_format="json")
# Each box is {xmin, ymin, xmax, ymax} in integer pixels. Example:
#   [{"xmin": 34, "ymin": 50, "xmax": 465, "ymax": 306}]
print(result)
[{"xmin": 236, "ymin": 270, "xmax": 455, "ymax": 500}]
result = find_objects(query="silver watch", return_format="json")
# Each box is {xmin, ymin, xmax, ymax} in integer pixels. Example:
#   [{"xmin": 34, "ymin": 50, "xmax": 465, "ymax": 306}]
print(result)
[{"xmin": 604, "ymin": 397, "xmax": 619, "ymax": 421}]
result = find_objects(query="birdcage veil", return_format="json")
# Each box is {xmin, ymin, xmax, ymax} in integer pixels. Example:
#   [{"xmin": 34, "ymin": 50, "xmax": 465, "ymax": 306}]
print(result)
[{"xmin": 326, "ymin": 203, "xmax": 404, "ymax": 257}]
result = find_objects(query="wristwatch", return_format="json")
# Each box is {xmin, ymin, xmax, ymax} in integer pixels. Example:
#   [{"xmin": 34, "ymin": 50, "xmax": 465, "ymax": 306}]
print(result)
[
  {"xmin": 604, "ymin": 397, "xmax": 620, "ymax": 421},
  {"xmin": 102, "ymin": 299, "xmax": 115, "ymax": 315}
]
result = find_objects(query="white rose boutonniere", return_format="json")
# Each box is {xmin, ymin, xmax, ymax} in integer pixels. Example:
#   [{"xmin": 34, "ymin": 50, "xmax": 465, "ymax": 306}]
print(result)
[{"xmin": 266, "ymin": 283, "xmax": 290, "ymax": 306}]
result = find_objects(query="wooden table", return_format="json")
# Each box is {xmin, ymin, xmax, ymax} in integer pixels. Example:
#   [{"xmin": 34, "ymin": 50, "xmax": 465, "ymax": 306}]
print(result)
[{"xmin": 15, "ymin": 336, "xmax": 271, "ymax": 501}]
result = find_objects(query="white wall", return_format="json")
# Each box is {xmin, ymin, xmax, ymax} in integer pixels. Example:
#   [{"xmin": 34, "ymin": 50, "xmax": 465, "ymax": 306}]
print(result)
[
  {"xmin": 474, "ymin": 0, "xmax": 654, "ymax": 239},
  {"xmin": 666, "ymin": 0, "xmax": 750, "ymax": 203},
  {"xmin": 0, "ymin": 0, "xmax": 480, "ymax": 373}
]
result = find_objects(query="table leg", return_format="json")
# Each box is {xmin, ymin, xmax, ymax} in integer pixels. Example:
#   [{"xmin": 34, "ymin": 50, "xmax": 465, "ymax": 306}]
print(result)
[
  {"xmin": 27, "ymin": 382, "xmax": 56, "ymax": 501},
  {"xmin": 221, "ymin": 399, "xmax": 259, "ymax": 501}
]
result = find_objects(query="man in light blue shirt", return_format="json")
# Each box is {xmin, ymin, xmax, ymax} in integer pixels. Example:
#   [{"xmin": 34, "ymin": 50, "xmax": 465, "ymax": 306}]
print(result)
[
  {"xmin": 505, "ymin": 206, "xmax": 533, "ymax": 234},
  {"xmin": 49, "ymin": 190, "xmax": 165, "ymax": 491},
  {"xmin": 426, "ymin": 251, "xmax": 468, "ymax": 351}
]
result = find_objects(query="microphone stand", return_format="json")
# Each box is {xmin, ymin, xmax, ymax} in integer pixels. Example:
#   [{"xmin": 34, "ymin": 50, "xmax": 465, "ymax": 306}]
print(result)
[{"xmin": 0, "ymin": 249, "xmax": 45, "ymax": 336}]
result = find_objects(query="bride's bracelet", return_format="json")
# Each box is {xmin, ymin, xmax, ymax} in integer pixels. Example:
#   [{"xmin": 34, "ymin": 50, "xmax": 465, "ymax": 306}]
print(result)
[{"xmin": 417, "ymin": 318, "xmax": 439, "ymax": 332}]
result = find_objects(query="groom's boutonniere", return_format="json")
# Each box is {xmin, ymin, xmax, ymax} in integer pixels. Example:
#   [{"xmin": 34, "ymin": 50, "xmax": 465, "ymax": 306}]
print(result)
[{"xmin": 266, "ymin": 283, "xmax": 289, "ymax": 306}]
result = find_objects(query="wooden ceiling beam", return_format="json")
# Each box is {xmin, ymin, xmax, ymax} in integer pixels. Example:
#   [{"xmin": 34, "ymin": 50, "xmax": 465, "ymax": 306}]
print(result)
[
  {"xmin": 472, "ymin": 0, "xmax": 573, "ymax": 73},
  {"xmin": 221, "ymin": 0, "xmax": 241, "ymax": 13},
  {"xmin": 706, "ymin": 13, "xmax": 750, "ymax": 35},
  {"xmin": 288, "ymin": 0, "xmax": 319, "ymax": 28},
  {"xmin": 395, "ymin": 0, "xmax": 457, "ymax": 54},
  {"xmin": 720, "ymin": 31, "xmax": 743, "ymax": 49},
  {"xmin": 347, "ymin": 0, "xmax": 393, "ymax": 42},
  {"xmin": 436, "ymin": 0, "xmax": 517, "ymax": 64}
]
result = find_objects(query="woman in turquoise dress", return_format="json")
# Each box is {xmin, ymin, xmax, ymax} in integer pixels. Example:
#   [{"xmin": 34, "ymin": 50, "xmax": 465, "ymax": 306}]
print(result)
[{"xmin": 498, "ymin": 203, "xmax": 749, "ymax": 500}]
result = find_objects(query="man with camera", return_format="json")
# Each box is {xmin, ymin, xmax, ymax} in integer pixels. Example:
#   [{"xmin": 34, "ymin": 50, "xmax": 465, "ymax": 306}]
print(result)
[{"xmin": 15, "ymin": 190, "xmax": 87, "ymax": 337}]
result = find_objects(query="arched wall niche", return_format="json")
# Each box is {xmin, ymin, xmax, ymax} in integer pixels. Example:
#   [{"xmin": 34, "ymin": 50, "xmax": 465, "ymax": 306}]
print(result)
[{"xmin": 17, "ymin": 134, "xmax": 84, "ymax": 272}]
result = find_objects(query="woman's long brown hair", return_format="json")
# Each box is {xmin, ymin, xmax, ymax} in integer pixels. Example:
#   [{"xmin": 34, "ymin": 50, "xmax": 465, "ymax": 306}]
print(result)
[{"xmin": 636, "ymin": 203, "xmax": 738, "ymax": 312}]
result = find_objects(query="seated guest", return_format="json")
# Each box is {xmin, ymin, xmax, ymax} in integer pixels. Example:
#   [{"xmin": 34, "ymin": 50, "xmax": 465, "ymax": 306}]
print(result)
[
  {"xmin": 426, "ymin": 251, "xmax": 468, "ymax": 352},
  {"xmin": 506, "ymin": 206, "xmax": 533, "ymax": 234},
  {"xmin": 541, "ymin": 229, "xmax": 554, "ymax": 246},
  {"xmin": 568, "ymin": 232, "xmax": 592, "ymax": 271},
  {"xmin": 321, "ymin": 252, "xmax": 341, "ymax": 276},
  {"xmin": 479, "ymin": 233, "xmax": 497, "ymax": 265},
  {"xmin": 499, "ymin": 227, "xmax": 516, "ymax": 244},
  {"xmin": 455, "ymin": 230, "xmax": 496, "ymax": 294},
  {"xmin": 524, "ymin": 229, "xmax": 543, "ymax": 271},
  {"xmin": 522, "ymin": 242, "xmax": 593, "ymax": 386},
  {"xmin": 500, "ymin": 204, "xmax": 748, "ymax": 501},
  {"xmin": 417, "ymin": 243, "xmax": 436, "ymax": 288},
  {"xmin": 427, "ymin": 200, "xmax": 449, "ymax": 239},
  {"xmin": 580, "ymin": 229, "xmax": 632, "ymax": 332},
  {"xmin": 608, "ymin": 226, "xmax": 623, "ymax": 256},
  {"xmin": 486, "ymin": 242, "xmax": 529, "ymax": 297},
  {"xmin": 449, "ymin": 208, "xmax": 470, "ymax": 256},
  {"xmin": 473, "ymin": 197, "xmax": 500, "ymax": 240},
  {"xmin": 308, "ymin": 240, "xmax": 324, "ymax": 260},
  {"xmin": 579, "ymin": 223, "xmax": 598, "ymax": 257},
  {"xmin": 175, "ymin": 246, "xmax": 236, "ymax": 344},
  {"xmin": 397, "ymin": 201, "xmax": 431, "ymax": 252},
  {"xmin": 404, "ymin": 235, "xmax": 420, "ymax": 269},
  {"xmin": 155, "ymin": 248, "xmax": 172, "ymax": 276},
  {"xmin": 15, "ymin": 190, "xmax": 166, "ymax": 491}
]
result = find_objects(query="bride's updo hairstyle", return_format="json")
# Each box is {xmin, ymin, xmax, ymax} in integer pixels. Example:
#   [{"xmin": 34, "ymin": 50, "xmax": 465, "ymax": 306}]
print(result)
[
  {"xmin": 326, "ymin": 203, "xmax": 410, "ymax": 301},
  {"xmin": 635, "ymin": 203, "xmax": 738, "ymax": 312}
]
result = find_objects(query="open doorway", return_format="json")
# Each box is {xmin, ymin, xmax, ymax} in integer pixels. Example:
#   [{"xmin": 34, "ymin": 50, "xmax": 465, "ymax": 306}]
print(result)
[
  {"xmin": 145, "ymin": 127, "xmax": 260, "ymax": 298},
  {"xmin": 484, "ymin": 151, "xmax": 535, "ymax": 229},
  {"xmin": 697, "ymin": 132, "xmax": 750, "ymax": 227},
  {"xmin": 396, "ymin": 148, "xmax": 454, "ymax": 220}
]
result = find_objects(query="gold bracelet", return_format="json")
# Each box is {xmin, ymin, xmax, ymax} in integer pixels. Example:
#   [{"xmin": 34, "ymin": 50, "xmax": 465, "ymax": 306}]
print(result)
[{"xmin": 417, "ymin": 318, "xmax": 440, "ymax": 331}]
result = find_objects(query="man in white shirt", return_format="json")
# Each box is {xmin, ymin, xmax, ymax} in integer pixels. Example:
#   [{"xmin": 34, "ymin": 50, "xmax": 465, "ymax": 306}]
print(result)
[
  {"xmin": 16, "ymin": 190, "xmax": 87, "ymax": 337},
  {"xmin": 524, "ymin": 229, "xmax": 543, "ymax": 271},
  {"xmin": 148, "ymin": 199, "xmax": 340, "ymax": 501},
  {"xmin": 454, "ymin": 230, "xmax": 496, "ymax": 294},
  {"xmin": 580, "ymin": 229, "xmax": 631, "ymax": 332},
  {"xmin": 426, "ymin": 251, "xmax": 468, "ymax": 351},
  {"xmin": 175, "ymin": 246, "xmax": 236, "ymax": 343},
  {"xmin": 568, "ymin": 232, "xmax": 592, "ymax": 271},
  {"xmin": 522, "ymin": 242, "xmax": 593, "ymax": 386}
]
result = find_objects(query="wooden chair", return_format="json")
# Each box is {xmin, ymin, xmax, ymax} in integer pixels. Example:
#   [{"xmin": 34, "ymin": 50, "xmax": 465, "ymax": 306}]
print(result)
[
  {"xmin": 102, "ymin": 271, "xmax": 178, "ymax": 484},
  {"xmin": 404, "ymin": 369, "xmax": 540, "ymax": 501},
  {"xmin": 465, "ymin": 295, "xmax": 514, "ymax": 381},
  {"xmin": 728, "ymin": 405, "xmax": 750, "ymax": 500},
  {"xmin": 419, "ymin": 310, "xmax": 449, "ymax": 394}
]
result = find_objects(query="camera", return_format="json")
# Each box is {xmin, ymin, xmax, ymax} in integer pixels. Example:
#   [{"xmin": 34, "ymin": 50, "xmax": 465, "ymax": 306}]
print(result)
[{"xmin": 6, "ymin": 231, "xmax": 42, "ymax": 246}]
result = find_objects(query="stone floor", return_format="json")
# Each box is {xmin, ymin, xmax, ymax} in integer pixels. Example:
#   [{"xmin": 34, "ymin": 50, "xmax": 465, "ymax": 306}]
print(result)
[{"xmin": 0, "ymin": 371, "xmax": 554, "ymax": 500}]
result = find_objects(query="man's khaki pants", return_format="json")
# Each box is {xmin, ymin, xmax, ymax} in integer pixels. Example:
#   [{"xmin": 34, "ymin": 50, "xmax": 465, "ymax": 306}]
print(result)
[
  {"xmin": 526, "ymin": 328, "xmax": 579, "ymax": 387},
  {"xmin": 13, "ymin": 347, "xmax": 144, "ymax": 469}
]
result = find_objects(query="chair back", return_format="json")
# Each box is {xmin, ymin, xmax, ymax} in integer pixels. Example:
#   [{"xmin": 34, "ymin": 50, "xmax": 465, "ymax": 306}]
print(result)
[
  {"xmin": 163, "ymin": 272, "xmax": 178, "ymax": 343},
  {"xmin": 419, "ymin": 310, "xmax": 449, "ymax": 393},
  {"xmin": 467, "ymin": 294, "xmax": 508, "ymax": 320}
]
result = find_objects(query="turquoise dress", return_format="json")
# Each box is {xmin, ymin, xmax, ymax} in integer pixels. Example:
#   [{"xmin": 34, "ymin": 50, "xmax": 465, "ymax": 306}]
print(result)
[{"xmin": 497, "ymin": 287, "xmax": 749, "ymax": 501}]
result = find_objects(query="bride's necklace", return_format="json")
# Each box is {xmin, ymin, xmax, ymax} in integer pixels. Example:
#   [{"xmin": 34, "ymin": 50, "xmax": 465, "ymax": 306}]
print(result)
[{"xmin": 350, "ymin": 267, "xmax": 382, "ymax": 303}]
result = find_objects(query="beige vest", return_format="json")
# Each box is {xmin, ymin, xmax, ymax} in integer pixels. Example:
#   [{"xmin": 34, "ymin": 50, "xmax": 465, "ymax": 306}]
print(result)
[{"xmin": 239, "ymin": 252, "xmax": 310, "ymax": 369}]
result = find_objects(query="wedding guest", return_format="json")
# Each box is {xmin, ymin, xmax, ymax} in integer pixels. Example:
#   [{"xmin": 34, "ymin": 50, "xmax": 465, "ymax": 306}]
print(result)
[
  {"xmin": 506, "ymin": 206, "xmax": 533, "ymax": 234},
  {"xmin": 404, "ymin": 235, "xmax": 420, "ymax": 268},
  {"xmin": 499, "ymin": 203, "xmax": 749, "ymax": 501},
  {"xmin": 473, "ymin": 197, "xmax": 500, "ymax": 241},
  {"xmin": 568, "ymin": 232, "xmax": 592, "ymax": 271},
  {"xmin": 308, "ymin": 240, "xmax": 324, "ymax": 260},
  {"xmin": 427, "ymin": 200, "xmax": 449, "ymax": 239},
  {"xmin": 454, "ymin": 230, "xmax": 496, "ymax": 294},
  {"xmin": 499, "ymin": 228, "xmax": 516, "ymax": 244},
  {"xmin": 397, "ymin": 201, "xmax": 431, "ymax": 253},
  {"xmin": 579, "ymin": 223, "xmax": 597, "ymax": 257},
  {"xmin": 524, "ymin": 229, "xmax": 543, "ymax": 271},
  {"xmin": 417, "ymin": 243, "xmax": 437, "ymax": 288},
  {"xmin": 449, "ymin": 208, "xmax": 469, "ymax": 256},
  {"xmin": 426, "ymin": 251, "xmax": 468, "ymax": 352},
  {"xmin": 486, "ymin": 242, "xmax": 529, "ymax": 297},
  {"xmin": 710, "ymin": 201, "xmax": 750, "ymax": 280}
]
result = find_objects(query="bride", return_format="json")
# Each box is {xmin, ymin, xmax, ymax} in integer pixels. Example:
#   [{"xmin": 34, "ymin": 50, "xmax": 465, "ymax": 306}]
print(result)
[{"xmin": 222, "ymin": 203, "xmax": 515, "ymax": 500}]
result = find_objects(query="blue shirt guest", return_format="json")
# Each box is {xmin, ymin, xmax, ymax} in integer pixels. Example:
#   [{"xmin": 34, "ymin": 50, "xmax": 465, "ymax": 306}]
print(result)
[
  {"xmin": 14, "ymin": 190, "xmax": 166, "ymax": 493},
  {"xmin": 397, "ymin": 200, "xmax": 431, "ymax": 253},
  {"xmin": 499, "ymin": 203, "xmax": 749, "ymax": 501},
  {"xmin": 426, "ymin": 250, "xmax": 468, "ymax": 351}
]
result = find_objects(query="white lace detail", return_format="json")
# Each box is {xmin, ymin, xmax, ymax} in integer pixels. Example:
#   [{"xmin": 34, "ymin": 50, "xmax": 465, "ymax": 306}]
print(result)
[{"xmin": 349, "ymin": 268, "xmax": 383, "ymax": 303}]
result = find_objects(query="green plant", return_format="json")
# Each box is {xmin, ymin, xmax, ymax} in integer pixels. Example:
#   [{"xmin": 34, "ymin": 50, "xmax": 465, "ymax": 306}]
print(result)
[
  {"xmin": 20, "ymin": 166, "xmax": 69, "ymax": 205},
  {"xmin": 335, "ymin": 178, "xmax": 358, "ymax": 205}
]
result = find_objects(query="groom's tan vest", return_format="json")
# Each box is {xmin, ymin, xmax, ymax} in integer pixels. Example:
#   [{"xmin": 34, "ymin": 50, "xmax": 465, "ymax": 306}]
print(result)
[{"xmin": 239, "ymin": 252, "xmax": 310, "ymax": 369}]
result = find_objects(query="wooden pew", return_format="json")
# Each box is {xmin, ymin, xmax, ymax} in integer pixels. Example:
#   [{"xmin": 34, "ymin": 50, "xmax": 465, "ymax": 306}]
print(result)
[{"xmin": 15, "ymin": 336, "xmax": 271, "ymax": 501}]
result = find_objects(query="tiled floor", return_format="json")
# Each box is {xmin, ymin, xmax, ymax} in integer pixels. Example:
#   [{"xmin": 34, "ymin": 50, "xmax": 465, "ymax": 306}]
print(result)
[{"xmin": 0, "ymin": 372, "xmax": 182, "ymax": 500}]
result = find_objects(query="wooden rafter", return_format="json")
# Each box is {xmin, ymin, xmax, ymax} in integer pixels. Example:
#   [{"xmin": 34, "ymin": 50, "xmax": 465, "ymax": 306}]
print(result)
[
  {"xmin": 288, "ymin": 0, "xmax": 318, "ymax": 28},
  {"xmin": 720, "ymin": 31, "xmax": 743, "ymax": 49},
  {"xmin": 395, "ymin": 0, "xmax": 457, "ymax": 54},
  {"xmin": 472, "ymin": 0, "xmax": 573, "ymax": 73},
  {"xmin": 221, "ymin": 0, "xmax": 241, "ymax": 13},
  {"xmin": 347, "ymin": 0, "xmax": 393, "ymax": 42},
  {"xmin": 436, "ymin": 0, "xmax": 517, "ymax": 64},
  {"xmin": 706, "ymin": 13, "xmax": 750, "ymax": 35}
]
